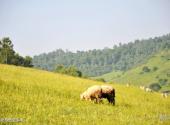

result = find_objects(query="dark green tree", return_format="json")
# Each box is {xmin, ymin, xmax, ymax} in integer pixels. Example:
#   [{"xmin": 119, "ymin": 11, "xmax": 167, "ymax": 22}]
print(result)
[
  {"xmin": 0, "ymin": 37, "xmax": 15, "ymax": 64},
  {"xmin": 55, "ymin": 65, "xmax": 82, "ymax": 77},
  {"xmin": 0, "ymin": 37, "xmax": 33, "ymax": 67},
  {"xmin": 24, "ymin": 56, "xmax": 33, "ymax": 67}
]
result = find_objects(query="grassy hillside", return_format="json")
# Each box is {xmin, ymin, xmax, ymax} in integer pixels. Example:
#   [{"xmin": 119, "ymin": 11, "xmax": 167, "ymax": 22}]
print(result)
[
  {"xmin": 0, "ymin": 64, "xmax": 170, "ymax": 125},
  {"xmin": 95, "ymin": 50, "xmax": 170, "ymax": 90},
  {"xmin": 33, "ymin": 34, "xmax": 170, "ymax": 77}
]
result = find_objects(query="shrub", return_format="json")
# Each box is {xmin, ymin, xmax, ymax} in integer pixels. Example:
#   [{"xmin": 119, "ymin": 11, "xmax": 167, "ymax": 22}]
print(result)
[
  {"xmin": 149, "ymin": 83, "xmax": 161, "ymax": 91},
  {"xmin": 153, "ymin": 66, "xmax": 158, "ymax": 71},
  {"xmin": 159, "ymin": 79, "xmax": 168, "ymax": 86},
  {"xmin": 142, "ymin": 66, "xmax": 150, "ymax": 72},
  {"xmin": 155, "ymin": 75, "xmax": 159, "ymax": 79},
  {"xmin": 95, "ymin": 78, "xmax": 106, "ymax": 82},
  {"xmin": 55, "ymin": 65, "xmax": 82, "ymax": 77}
]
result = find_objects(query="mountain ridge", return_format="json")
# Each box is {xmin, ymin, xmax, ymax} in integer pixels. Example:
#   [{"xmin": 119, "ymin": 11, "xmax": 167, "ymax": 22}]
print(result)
[{"xmin": 33, "ymin": 33, "xmax": 170, "ymax": 77}]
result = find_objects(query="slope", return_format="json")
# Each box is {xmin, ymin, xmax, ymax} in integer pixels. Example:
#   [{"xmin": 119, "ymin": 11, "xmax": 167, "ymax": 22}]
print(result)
[
  {"xmin": 0, "ymin": 64, "xmax": 170, "ymax": 125},
  {"xmin": 96, "ymin": 50, "xmax": 170, "ymax": 90},
  {"xmin": 33, "ymin": 34, "xmax": 170, "ymax": 77}
]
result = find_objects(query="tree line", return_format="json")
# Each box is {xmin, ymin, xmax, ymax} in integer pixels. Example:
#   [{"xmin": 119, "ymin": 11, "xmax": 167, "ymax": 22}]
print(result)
[
  {"xmin": 0, "ymin": 37, "xmax": 33, "ymax": 67},
  {"xmin": 55, "ymin": 65, "xmax": 82, "ymax": 77},
  {"xmin": 33, "ymin": 34, "xmax": 170, "ymax": 77}
]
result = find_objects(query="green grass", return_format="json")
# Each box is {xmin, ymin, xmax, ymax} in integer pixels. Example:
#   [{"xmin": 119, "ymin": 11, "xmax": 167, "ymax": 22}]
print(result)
[
  {"xmin": 95, "ymin": 50, "xmax": 170, "ymax": 90},
  {"xmin": 0, "ymin": 64, "xmax": 170, "ymax": 125}
]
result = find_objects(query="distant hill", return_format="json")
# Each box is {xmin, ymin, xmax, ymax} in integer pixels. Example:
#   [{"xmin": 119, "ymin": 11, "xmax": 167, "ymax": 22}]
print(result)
[
  {"xmin": 95, "ymin": 50, "xmax": 170, "ymax": 91},
  {"xmin": 33, "ymin": 33, "xmax": 170, "ymax": 77},
  {"xmin": 0, "ymin": 64, "xmax": 170, "ymax": 124}
]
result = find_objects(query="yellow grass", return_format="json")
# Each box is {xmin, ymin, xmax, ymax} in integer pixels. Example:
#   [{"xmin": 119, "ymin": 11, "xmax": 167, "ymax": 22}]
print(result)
[{"xmin": 0, "ymin": 64, "xmax": 170, "ymax": 125}]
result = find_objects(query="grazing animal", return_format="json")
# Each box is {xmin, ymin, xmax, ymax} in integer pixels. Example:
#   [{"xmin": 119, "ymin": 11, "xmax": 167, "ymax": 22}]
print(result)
[
  {"xmin": 161, "ymin": 91, "xmax": 170, "ymax": 98},
  {"xmin": 140, "ymin": 86, "xmax": 153, "ymax": 92},
  {"xmin": 101, "ymin": 85, "xmax": 115, "ymax": 105},
  {"xmin": 140, "ymin": 86, "xmax": 146, "ymax": 90},
  {"xmin": 161, "ymin": 93, "xmax": 168, "ymax": 98},
  {"xmin": 80, "ymin": 91, "xmax": 91, "ymax": 101},
  {"xmin": 80, "ymin": 85, "xmax": 115, "ymax": 105},
  {"xmin": 126, "ymin": 83, "xmax": 130, "ymax": 87},
  {"xmin": 80, "ymin": 85, "xmax": 102, "ymax": 103},
  {"xmin": 145, "ymin": 87, "xmax": 153, "ymax": 92}
]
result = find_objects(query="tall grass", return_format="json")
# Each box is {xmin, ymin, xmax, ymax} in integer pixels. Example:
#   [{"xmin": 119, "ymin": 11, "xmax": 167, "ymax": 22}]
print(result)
[{"xmin": 0, "ymin": 64, "xmax": 170, "ymax": 125}]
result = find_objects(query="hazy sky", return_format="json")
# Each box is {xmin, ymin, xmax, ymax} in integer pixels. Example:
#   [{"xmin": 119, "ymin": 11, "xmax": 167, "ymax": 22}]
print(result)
[{"xmin": 0, "ymin": 0, "xmax": 170, "ymax": 56}]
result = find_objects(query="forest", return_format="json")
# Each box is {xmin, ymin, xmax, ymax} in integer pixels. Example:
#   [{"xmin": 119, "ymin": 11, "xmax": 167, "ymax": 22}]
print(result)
[
  {"xmin": 33, "ymin": 34, "xmax": 170, "ymax": 77},
  {"xmin": 0, "ymin": 37, "xmax": 33, "ymax": 67}
]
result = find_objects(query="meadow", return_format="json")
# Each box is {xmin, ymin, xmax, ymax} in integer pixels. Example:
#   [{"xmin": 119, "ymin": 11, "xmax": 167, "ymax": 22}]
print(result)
[
  {"xmin": 95, "ymin": 51, "xmax": 170, "ymax": 90},
  {"xmin": 0, "ymin": 64, "xmax": 170, "ymax": 125}
]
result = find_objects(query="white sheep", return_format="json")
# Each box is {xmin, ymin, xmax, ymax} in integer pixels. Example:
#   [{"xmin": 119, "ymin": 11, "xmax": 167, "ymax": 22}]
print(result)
[
  {"xmin": 140, "ymin": 86, "xmax": 146, "ymax": 90},
  {"xmin": 161, "ymin": 93, "xmax": 168, "ymax": 98},
  {"xmin": 80, "ymin": 85, "xmax": 115, "ymax": 105},
  {"xmin": 80, "ymin": 85, "xmax": 102, "ymax": 103},
  {"xmin": 145, "ymin": 87, "xmax": 153, "ymax": 92},
  {"xmin": 161, "ymin": 91, "xmax": 170, "ymax": 98},
  {"xmin": 126, "ymin": 83, "xmax": 130, "ymax": 87}
]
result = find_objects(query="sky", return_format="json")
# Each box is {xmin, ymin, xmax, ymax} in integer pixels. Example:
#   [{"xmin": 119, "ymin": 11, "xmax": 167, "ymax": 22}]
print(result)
[{"xmin": 0, "ymin": 0, "xmax": 170, "ymax": 56}]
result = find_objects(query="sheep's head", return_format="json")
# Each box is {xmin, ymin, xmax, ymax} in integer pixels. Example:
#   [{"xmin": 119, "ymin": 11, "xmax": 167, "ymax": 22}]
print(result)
[
  {"xmin": 80, "ymin": 91, "xmax": 91, "ymax": 101},
  {"xmin": 80, "ymin": 91, "xmax": 87, "ymax": 100},
  {"xmin": 80, "ymin": 93, "xmax": 84, "ymax": 100}
]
